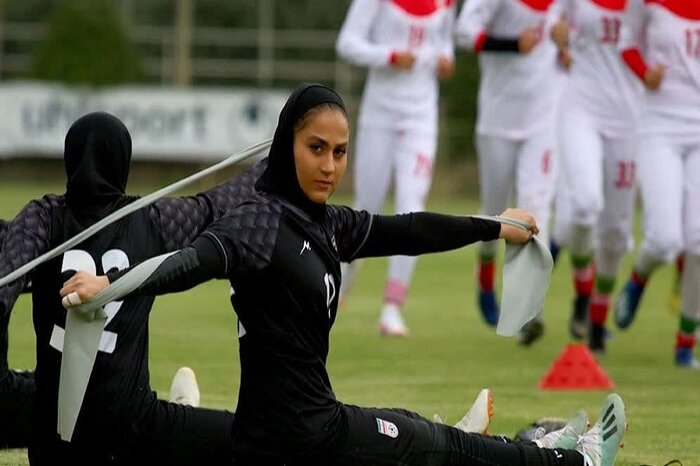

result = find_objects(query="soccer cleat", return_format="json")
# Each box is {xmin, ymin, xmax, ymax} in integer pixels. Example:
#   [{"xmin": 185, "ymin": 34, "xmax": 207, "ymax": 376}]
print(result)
[
  {"xmin": 378, "ymin": 304, "xmax": 409, "ymax": 337},
  {"xmin": 454, "ymin": 388, "xmax": 494, "ymax": 435},
  {"xmin": 536, "ymin": 411, "xmax": 588, "ymax": 450},
  {"xmin": 169, "ymin": 367, "xmax": 201, "ymax": 407},
  {"xmin": 570, "ymin": 295, "xmax": 590, "ymax": 340},
  {"xmin": 576, "ymin": 393, "xmax": 626, "ymax": 466},
  {"xmin": 478, "ymin": 290, "xmax": 500, "ymax": 327},
  {"xmin": 675, "ymin": 347, "xmax": 700, "ymax": 369},
  {"xmin": 518, "ymin": 318, "xmax": 545, "ymax": 346},
  {"xmin": 614, "ymin": 279, "xmax": 645, "ymax": 330}
]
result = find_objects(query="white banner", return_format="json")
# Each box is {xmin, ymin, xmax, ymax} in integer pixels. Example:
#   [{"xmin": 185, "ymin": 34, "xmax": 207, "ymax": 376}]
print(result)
[{"xmin": 0, "ymin": 81, "xmax": 287, "ymax": 162}]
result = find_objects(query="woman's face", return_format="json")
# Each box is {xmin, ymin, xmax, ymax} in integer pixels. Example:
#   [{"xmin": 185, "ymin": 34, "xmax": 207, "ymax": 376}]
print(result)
[{"xmin": 293, "ymin": 107, "xmax": 349, "ymax": 204}]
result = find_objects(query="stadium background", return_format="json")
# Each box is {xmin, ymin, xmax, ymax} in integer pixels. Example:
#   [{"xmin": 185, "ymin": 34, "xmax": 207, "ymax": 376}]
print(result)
[{"xmin": 0, "ymin": 1, "xmax": 698, "ymax": 465}]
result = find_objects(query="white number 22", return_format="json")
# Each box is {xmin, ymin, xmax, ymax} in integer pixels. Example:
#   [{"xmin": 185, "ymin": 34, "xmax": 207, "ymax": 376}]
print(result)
[{"xmin": 49, "ymin": 249, "xmax": 129, "ymax": 354}]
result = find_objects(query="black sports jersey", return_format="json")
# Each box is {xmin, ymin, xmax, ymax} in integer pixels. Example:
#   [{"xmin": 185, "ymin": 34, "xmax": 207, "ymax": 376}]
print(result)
[
  {"xmin": 31, "ymin": 203, "xmax": 164, "ymax": 450},
  {"xmin": 109, "ymin": 195, "xmax": 500, "ymax": 462}
]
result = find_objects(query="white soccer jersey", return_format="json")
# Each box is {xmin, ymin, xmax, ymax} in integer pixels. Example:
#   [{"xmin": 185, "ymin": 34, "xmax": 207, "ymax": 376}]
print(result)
[
  {"xmin": 336, "ymin": 0, "xmax": 455, "ymax": 132},
  {"xmin": 620, "ymin": 0, "xmax": 700, "ymax": 141},
  {"xmin": 455, "ymin": 0, "xmax": 561, "ymax": 139},
  {"xmin": 557, "ymin": 0, "xmax": 642, "ymax": 137}
]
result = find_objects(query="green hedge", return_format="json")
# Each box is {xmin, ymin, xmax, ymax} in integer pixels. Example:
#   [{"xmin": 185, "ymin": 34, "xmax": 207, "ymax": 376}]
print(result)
[{"xmin": 32, "ymin": 0, "xmax": 142, "ymax": 86}]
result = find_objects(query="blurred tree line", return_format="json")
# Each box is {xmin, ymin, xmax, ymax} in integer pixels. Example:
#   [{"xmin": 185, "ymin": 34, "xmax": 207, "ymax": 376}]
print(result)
[{"xmin": 3, "ymin": 0, "xmax": 480, "ymax": 167}]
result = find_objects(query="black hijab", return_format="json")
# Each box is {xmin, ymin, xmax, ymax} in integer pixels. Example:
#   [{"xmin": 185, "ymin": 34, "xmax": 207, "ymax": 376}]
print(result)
[
  {"xmin": 63, "ymin": 112, "xmax": 134, "ymax": 236},
  {"xmin": 255, "ymin": 83, "xmax": 347, "ymax": 220}
]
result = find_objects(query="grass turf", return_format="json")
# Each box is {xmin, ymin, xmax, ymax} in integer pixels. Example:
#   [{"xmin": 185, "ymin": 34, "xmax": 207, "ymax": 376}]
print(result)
[{"xmin": 1, "ymin": 179, "xmax": 698, "ymax": 466}]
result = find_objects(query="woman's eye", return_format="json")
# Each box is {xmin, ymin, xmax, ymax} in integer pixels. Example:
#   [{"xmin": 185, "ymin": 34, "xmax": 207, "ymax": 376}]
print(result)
[
  {"xmin": 334, "ymin": 148, "xmax": 347, "ymax": 158},
  {"xmin": 310, "ymin": 144, "xmax": 322, "ymax": 153}
]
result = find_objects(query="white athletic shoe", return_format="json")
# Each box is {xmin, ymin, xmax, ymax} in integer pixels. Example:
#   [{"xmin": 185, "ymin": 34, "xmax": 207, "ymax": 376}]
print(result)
[
  {"xmin": 576, "ymin": 394, "xmax": 626, "ymax": 466},
  {"xmin": 536, "ymin": 411, "xmax": 588, "ymax": 450},
  {"xmin": 378, "ymin": 304, "xmax": 409, "ymax": 337},
  {"xmin": 169, "ymin": 367, "xmax": 201, "ymax": 407},
  {"xmin": 454, "ymin": 388, "xmax": 494, "ymax": 434}
]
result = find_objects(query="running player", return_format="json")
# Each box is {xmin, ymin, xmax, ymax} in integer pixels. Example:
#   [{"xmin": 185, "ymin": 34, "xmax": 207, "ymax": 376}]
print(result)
[
  {"xmin": 614, "ymin": 0, "xmax": 700, "ymax": 368},
  {"xmin": 336, "ymin": 0, "xmax": 456, "ymax": 337},
  {"xmin": 0, "ymin": 112, "xmax": 264, "ymax": 464},
  {"xmin": 455, "ymin": 0, "xmax": 563, "ymax": 343},
  {"xmin": 62, "ymin": 83, "xmax": 627, "ymax": 466},
  {"xmin": 552, "ymin": 0, "xmax": 642, "ymax": 353}
]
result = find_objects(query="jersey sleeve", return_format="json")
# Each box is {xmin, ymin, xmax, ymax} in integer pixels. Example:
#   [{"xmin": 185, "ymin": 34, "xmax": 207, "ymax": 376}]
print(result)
[
  {"xmin": 336, "ymin": 0, "xmax": 394, "ymax": 68},
  {"xmin": 325, "ymin": 205, "xmax": 373, "ymax": 262},
  {"xmin": 0, "ymin": 197, "xmax": 55, "ymax": 317},
  {"xmin": 355, "ymin": 212, "xmax": 501, "ymax": 259},
  {"xmin": 104, "ymin": 200, "xmax": 282, "ymax": 301},
  {"xmin": 619, "ymin": 0, "xmax": 648, "ymax": 80},
  {"xmin": 455, "ymin": 0, "xmax": 502, "ymax": 51},
  {"xmin": 148, "ymin": 159, "xmax": 264, "ymax": 252}
]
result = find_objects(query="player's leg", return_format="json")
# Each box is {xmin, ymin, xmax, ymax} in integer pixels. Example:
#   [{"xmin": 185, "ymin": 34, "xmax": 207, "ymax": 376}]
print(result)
[
  {"xmin": 615, "ymin": 137, "xmax": 683, "ymax": 329},
  {"xmin": 339, "ymin": 125, "xmax": 396, "ymax": 306},
  {"xmin": 515, "ymin": 128, "xmax": 557, "ymax": 344},
  {"xmin": 559, "ymin": 111, "xmax": 603, "ymax": 341},
  {"xmin": 676, "ymin": 144, "xmax": 700, "ymax": 368},
  {"xmin": 475, "ymin": 134, "xmax": 518, "ymax": 326},
  {"xmin": 329, "ymin": 395, "xmax": 625, "ymax": 466},
  {"xmin": 377, "ymin": 129, "xmax": 437, "ymax": 336},
  {"xmin": 0, "ymin": 368, "xmax": 34, "ymax": 448},
  {"xmin": 588, "ymin": 135, "xmax": 638, "ymax": 353},
  {"xmin": 669, "ymin": 254, "xmax": 684, "ymax": 314},
  {"xmin": 125, "ymin": 400, "xmax": 236, "ymax": 466},
  {"xmin": 551, "ymin": 172, "xmax": 574, "ymax": 265}
]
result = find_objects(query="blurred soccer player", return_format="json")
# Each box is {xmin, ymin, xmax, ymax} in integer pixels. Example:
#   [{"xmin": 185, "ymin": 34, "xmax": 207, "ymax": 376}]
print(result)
[
  {"xmin": 614, "ymin": 0, "xmax": 700, "ymax": 368},
  {"xmin": 336, "ymin": 0, "xmax": 456, "ymax": 337},
  {"xmin": 552, "ymin": 0, "xmax": 642, "ymax": 353},
  {"xmin": 455, "ymin": 0, "xmax": 563, "ymax": 344},
  {"xmin": 0, "ymin": 112, "xmax": 264, "ymax": 464}
]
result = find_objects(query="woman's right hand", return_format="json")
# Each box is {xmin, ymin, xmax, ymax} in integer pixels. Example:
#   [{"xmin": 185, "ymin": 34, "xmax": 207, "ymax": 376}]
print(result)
[
  {"xmin": 60, "ymin": 271, "xmax": 110, "ymax": 308},
  {"xmin": 498, "ymin": 208, "xmax": 539, "ymax": 243}
]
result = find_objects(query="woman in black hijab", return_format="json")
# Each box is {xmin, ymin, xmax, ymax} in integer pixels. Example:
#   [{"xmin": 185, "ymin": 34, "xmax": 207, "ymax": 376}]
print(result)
[
  {"xmin": 0, "ymin": 112, "xmax": 268, "ymax": 465},
  {"xmin": 62, "ymin": 85, "xmax": 625, "ymax": 466}
]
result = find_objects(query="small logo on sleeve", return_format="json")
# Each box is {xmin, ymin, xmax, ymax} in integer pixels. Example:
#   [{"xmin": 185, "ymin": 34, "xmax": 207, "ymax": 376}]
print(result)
[
  {"xmin": 376, "ymin": 418, "xmax": 399, "ymax": 438},
  {"xmin": 300, "ymin": 240, "xmax": 311, "ymax": 255}
]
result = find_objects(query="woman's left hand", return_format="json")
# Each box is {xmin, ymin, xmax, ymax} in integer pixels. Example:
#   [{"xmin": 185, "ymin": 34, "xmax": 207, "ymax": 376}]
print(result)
[
  {"xmin": 60, "ymin": 271, "xmax": 110, "ymax": 308},
  {"xmin": 498, "ymin": 208, "xmax": 539, "ymax": 243}
]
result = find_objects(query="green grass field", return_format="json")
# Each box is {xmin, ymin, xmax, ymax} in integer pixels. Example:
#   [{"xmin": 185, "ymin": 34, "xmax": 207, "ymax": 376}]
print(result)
[{"xmin": 0, "ymin": 178, "xmax": 698, "ymax": 465}]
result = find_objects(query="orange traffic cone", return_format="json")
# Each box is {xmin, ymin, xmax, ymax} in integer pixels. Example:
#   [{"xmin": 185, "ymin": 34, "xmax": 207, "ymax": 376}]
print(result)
[{"xmin": 539, "ymin": 343, "xmax": 614, "ymax": 390}]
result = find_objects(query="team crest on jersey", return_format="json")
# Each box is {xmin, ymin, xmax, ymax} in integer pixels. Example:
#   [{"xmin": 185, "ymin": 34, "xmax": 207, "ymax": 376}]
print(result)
[{"xmin": 376, "ymin": 418, "xmax": 399, "ymax": 438}]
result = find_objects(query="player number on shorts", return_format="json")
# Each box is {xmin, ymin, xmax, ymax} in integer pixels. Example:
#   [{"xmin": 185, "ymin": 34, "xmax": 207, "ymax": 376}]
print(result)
[
  {"xmin": 600, "ymin": 17, "xmax": 621, "ymax": 44},
  {"xmin": 49, "ymin": 249, "xmax": 129, "ymax": 354},
  {"xmin": 685, "ymin": 29, "xmax": 700, "ymax": 58},
  {"xmin": 614, "ymin": 161, "xmax": 636, "ymax": 189}
]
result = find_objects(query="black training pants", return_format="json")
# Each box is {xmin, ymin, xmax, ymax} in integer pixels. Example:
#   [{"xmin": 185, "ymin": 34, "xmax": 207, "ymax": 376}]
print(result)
[
  {"xmin": 29, "ymin": 400, "xmax": 235, "ymax": 466},
  {"xmin": 320, "ymin": 405, "xmax": 585, "ymax": 466}
]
